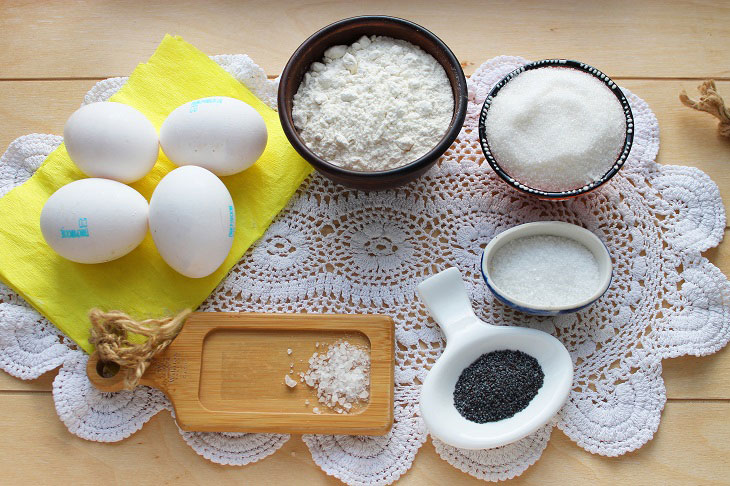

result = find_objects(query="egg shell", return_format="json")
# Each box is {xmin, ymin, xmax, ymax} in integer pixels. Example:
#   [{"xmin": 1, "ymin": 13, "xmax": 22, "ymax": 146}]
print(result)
[
  {"xmin": 64, "ymin": 102, "xmax": 159, "ymax": 183},
  {"xmin": 149, "ymin": 166, "xmax": 235, "ymax": 278},
  {"xmin": 159, "ymin": 96, "xmax": 268, "ymax": 176},
  {"xmin": 40, "ymin": 178, "xmax": 149, "ymax": 264}
]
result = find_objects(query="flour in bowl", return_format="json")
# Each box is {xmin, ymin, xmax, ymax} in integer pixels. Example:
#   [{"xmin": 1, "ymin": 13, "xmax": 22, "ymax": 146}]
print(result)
[{"xmin": 292, "ymin": 35, "xmax": 454, "ymax": 171}]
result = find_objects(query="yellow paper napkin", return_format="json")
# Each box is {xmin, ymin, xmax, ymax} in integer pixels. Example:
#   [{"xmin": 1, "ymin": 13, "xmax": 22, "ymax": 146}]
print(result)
[{"xmin": 0, "ymin": 35, "xmax": 312, "ymax": 353}]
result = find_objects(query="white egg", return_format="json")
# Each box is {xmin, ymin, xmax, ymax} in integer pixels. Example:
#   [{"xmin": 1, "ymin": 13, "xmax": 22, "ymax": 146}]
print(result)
[
  {"xmin": 40, "ymin": 178, "xmax": 149, "ymax": 264},
  {"xmin": 149, "ymin": 166, "xmax": 235, "ymax": 278},
  {"xmin": 64, "ymin": 102, "xmax": 159, "ymax": 183},
  {"xmin": 159, "ymin": 96, "xmax": 268, "ymax": 176}
]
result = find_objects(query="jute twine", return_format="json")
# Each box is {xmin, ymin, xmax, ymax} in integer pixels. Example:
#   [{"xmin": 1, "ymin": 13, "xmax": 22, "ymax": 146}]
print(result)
[
  {"xmin": 88, "ymin": 308, "xmax": 192, "ymax": 390},
  {"xmin": 680, "ymin": 80, "xmax": 730, "ymax": 138}
]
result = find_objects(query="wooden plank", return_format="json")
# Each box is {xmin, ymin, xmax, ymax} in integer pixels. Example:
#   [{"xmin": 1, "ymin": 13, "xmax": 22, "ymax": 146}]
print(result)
[
  {"xmin": 0, "ymin": 369, "xmax": 55, "ymax": 392},
  {"xmin": 0, "ymin": 80, "xmax": 92, "ymax": 151},
  {"xmin": 664, "ymin": 349, "xmax": 730, "ymax": 399},
  {"xmin": 0, "ymin": 0, "xmax": 729, "ymax": 80},
  {"xmin": 0, "ymin": 392, "xmax": 338, "ymax": 485},
  {"xmin": 407, "ymin": 401, "xmax": 730, "ymax": 485},
  {"xmin": 0, "ymin": 394, "xmax": 726, "ymax": 485},
  {"xmin": 2, "ymin": 2, "xmax": 728, "ymax": 481}
]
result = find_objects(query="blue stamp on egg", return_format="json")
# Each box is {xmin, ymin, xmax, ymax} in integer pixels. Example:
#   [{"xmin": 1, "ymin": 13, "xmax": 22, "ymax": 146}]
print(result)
[
  {"xmin": 189, "ymin": 97, "xmax": 224, "ymax": 113},
  {"xmin": 228, "ymin": 205, "xmax": 235, "ymax": 237},
  {"xmin": 60, "ymin": 218, "xmax": 89, "ymax": 239}
]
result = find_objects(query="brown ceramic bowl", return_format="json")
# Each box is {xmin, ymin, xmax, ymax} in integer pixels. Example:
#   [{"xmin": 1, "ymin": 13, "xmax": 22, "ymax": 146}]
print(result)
[{"xmin": 278, "ymin": 16, "xmax": 468, "ymax": 190}]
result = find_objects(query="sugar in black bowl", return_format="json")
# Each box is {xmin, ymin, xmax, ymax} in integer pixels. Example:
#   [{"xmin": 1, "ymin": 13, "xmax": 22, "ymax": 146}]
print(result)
[{"xmin": 478, "ymin": 59, "xmax": 634, "ymax": 199}]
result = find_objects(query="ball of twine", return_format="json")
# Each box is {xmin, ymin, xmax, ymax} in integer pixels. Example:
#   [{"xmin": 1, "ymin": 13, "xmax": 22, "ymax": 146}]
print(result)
[{"xmin": 88, "ymin": 308, "xmax": 192, "ymax": 390}]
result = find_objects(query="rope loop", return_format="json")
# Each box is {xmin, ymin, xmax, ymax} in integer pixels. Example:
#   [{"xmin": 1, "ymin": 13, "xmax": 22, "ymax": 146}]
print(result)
[{"xmin": 88, "ymin": 308, "xmax": 192, "ymax": 389}]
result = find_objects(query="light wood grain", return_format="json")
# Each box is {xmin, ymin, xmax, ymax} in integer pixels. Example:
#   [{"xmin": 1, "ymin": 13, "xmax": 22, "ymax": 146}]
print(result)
[
  {"xmin": 410, "ymin": 401, "xmax": 730, "ymax": 485},
  {"xmin": 1, "ymin": 0, "xmax": 729, "ymax": 80},
  {"xmin": 87, "ymin": 312, "xmax": 394, "ymax": 435},
  {"xmin": 664, "ymin": 346, "xmax": 730, "ymax": 400},
  {"xmin": 0, "ymin": 393, "xmax": 726, "ymax": 485},
  {"xmin": 0, "ymin": 80, "xmax": 91, "ymax": 150},
  {"xmin": 2, "ymin": 0, "xmax": 730, "ymax": 482},
  {"xmin": 0, "ymin": 369, "xmax": 55, "ymax": 392}
]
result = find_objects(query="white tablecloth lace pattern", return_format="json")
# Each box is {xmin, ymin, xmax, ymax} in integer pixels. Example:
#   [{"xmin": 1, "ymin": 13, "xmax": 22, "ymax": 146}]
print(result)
[{"xmin": 0, "ymin": 54, "xmax": 728, "ymax": 484}]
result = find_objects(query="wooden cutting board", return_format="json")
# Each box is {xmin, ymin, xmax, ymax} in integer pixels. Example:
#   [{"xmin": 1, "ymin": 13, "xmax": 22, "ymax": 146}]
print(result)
[{"xmin": 87, "ymin": 312, "xmax": 394, "ymax": 435}]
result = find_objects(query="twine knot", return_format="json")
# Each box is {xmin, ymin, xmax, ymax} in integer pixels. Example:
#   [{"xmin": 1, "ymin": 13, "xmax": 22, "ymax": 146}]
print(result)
[
  {"xmin": 680, "ymin": 80, "xmax": 730, "ymax": 137},
  {"xmin": 88, "ymin": 308, "xmax": 192, "ymax": 390}
]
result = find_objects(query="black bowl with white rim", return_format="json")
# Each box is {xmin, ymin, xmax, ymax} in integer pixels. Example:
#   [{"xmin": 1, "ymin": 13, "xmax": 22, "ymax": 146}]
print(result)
[{"xmin": 478, "ymin": 59, "xmax": 634, "ymax": 200}]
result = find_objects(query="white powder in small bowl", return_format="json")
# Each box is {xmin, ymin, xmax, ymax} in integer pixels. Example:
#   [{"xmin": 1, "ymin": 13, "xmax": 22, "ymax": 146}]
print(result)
[
  {"xmin": 485, "ymin": 67, "xmax": 626, "ymax": 192},
  {"xmin": 292, "ymin": 35, "xmax": 453, "ymax": 172},
  {"xmin": 489, "ymin": 235, "xmax": 600, "ymax": 307}
]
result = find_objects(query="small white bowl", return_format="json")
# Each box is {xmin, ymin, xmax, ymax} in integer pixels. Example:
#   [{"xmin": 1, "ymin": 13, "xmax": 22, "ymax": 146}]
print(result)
[
  {"xmin": 418, "ymin": 268, "xmax": 573, "ymax": 449},
  {"xmin": 481, "ymin": 221, "xmax": 612, "ymax": 316}
]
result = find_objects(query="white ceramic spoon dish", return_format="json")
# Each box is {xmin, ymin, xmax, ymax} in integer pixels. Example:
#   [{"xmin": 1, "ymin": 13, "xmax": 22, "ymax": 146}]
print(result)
[{"xmin": 417, "ymin": 267, "xmax": 573, "ymax": 449}]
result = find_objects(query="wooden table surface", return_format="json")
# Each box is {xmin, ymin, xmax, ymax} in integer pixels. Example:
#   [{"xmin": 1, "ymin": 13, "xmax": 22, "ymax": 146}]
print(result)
[{"xmin": 1, "ymin": 1, "xmax": 729, "ymax": 484}]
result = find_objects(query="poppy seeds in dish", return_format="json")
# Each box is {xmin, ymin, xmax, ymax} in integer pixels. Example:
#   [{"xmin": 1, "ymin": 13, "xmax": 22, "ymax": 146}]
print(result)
[{"xmin": 453, "ymin": 349, "xmax": 544, "ymax": 423}]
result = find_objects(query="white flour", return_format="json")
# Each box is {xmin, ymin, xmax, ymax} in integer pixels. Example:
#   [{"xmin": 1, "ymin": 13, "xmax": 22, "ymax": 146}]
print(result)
[{"xmin": 292, "ymin": 35, "xmax": 454, "ymax": 172}]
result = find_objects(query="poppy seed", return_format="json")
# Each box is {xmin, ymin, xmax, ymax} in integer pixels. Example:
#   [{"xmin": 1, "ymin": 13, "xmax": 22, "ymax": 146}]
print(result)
[{"xmin": 453, "ymin": 350, "xmax": 544, "ymax": 423}]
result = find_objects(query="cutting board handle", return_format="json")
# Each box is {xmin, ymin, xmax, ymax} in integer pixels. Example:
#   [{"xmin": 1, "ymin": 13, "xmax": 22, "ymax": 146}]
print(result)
[
  {"xmin": 86, "ymin": 352, "xmax": 129, "ymax": 392},
  {"xmin": 87, "ymin": 352, "xmax": 159, "ymax": 392}
]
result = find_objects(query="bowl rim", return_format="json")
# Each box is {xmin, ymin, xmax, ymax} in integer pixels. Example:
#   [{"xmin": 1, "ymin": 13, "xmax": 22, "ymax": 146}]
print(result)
[
  {"xmin": 277, "ymin": 15, "xmax": 468, "ymax": 179},
  {"xmin": 477, "ymin": 59, "xmax": 634, "ymax": 199},
  {"xmin": 480, "ymin": 221, "xmax": 613, "ymax": 313}
]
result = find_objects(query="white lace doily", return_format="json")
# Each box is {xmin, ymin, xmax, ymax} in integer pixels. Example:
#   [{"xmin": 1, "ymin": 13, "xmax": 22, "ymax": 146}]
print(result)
[{"xmin": 1, "ymin": 54, "xmax": 728, "ymax": 484}]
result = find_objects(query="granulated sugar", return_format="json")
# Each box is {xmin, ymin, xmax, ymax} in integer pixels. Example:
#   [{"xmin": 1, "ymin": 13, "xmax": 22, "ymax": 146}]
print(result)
[
  {"xmin": 292, "ymin": 35, "xmax": 453, "ymax": 171},
  {"xmin": 485, "ymin": 67, "xmax": 626, "ymax": 191},
  {"xmin": 489, "ymin": 235, "xmax": 600, "ymax": 307},
  {"xmin": 300, "ymin": 340, "xmax": 370, "ymax": 414}
]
